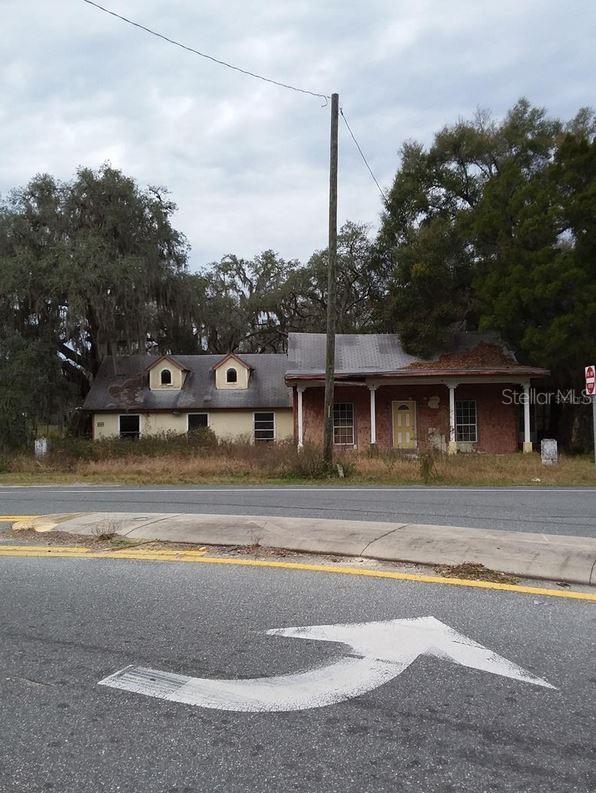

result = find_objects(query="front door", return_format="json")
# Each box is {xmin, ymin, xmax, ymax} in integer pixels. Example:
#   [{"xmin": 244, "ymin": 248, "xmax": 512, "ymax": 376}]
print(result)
[{"xmin": 392, "ymin": 401, "xmax": 416, "ymax": 449}]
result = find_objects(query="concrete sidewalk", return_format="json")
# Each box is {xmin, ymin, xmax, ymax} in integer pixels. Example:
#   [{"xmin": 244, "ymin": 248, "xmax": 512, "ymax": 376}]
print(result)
[{"xmin": 12, "ymin": 511, "xmax": 596, "ymax": 586}]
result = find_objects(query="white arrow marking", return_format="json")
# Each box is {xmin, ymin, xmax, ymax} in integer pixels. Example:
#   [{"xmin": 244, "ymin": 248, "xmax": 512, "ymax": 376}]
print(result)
[{"xmin": 98, "ymin": 617, "xmax": 555, "ymax": 712}]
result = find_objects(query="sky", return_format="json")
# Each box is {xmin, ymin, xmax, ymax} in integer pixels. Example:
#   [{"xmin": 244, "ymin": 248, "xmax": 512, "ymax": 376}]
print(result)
[{"xmin": 2, "ymin": 0, "xmax": 595, "ymax": 270}]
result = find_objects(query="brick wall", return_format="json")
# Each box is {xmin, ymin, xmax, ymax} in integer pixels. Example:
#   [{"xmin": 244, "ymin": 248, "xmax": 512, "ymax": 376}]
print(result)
[{"xmin": 297, "ymin": 382, "xmax": 518, "ymax": 453}]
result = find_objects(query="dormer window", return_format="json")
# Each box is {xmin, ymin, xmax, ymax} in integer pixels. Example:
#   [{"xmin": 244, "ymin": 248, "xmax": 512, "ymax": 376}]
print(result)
[
  {"xmin": 147, "ymin": 355, "xmax": 186, "ymax": 390},
  {"xmin": 213, "ymin": 353, "xmax": 252, "ymax": 390}
]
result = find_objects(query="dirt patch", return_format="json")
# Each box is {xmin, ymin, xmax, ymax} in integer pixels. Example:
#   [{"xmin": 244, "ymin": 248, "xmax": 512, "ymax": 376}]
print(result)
[
  {"xmin": 221, "ymin": 544, "xmax": 304, "ymax": 559},
  {"xmin": 433, "ymin": 561, "xmax": 519, "ymax": 585},
  {"xmin": 2, "ymin": 528, "xmax": 93, "ymax": 546},
  {"xmin": 1, "ymin": 527, "xmax": 210, "ymax": 553}
]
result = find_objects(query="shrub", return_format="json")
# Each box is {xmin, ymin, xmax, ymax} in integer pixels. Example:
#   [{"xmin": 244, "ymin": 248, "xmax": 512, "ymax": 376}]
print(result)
[{"xmin": 280, "ymin": 444, "xmax": 333, "ymax": 480}]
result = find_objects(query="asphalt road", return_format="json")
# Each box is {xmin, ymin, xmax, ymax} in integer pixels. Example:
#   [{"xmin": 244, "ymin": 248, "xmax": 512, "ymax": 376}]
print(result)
[
  {"xmin": 0, "ymin": 555, "xmax": 594, "ymax": 792},
  {"xmin": 1, "ymin": 484, "xmax": 595, "ymax": 536}
]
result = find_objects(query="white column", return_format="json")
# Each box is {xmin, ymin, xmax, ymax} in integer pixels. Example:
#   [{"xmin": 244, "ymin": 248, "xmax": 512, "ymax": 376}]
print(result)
[
  {"xmin": 448, "ymin": 383, "xmax": 457, "ymax": 455},
  {"xmin": 297, "ymin": 386, "xmax": 305, "ymax": 448},
  {"xmin": 369, "ymin": 384, "xmax": 377, "ymax": 446},
  {"xmin": 522, "ymin": 382, "xmax": 532, "ymax": 453}
]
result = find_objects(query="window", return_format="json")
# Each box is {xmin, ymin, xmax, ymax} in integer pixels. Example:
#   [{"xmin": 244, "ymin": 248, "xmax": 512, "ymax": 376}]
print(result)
[
  {"xmin": 119, "ymin": 414, "xmax": 140, "ymax": 440},
  {"xmin": 254, "ymin": 412, "xmax": 275, "ymax": 443},
  {"xmin": 455, "ymin": 400, "xmax": 477, "ymax": 442},
  {"xmin": 188, "ymin": 413, "xmax": 208, "ymax": 432},
  {"xmin": 226, "ymin": 367, "xmax": 238, "ymax": 383},
  {"xmin": 160, "ymin": 369, "xmax": 172, "ymax": 385},
  {"xmin": 333, "ymin": 403, "xmax": 354, "ymax": 445}
]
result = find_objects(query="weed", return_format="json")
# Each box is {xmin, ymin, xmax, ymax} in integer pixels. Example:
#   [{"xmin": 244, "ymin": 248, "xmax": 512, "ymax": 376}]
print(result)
[
  {"xmin": 91, "ymin": 519, "xmax": 123, "ymax": 542},
  {"xmin": 1, "ymin": 440, "xmax": 594, "ymax": 487},
  {"xmin": 419, "ymin": 451, "xmax": 439, "ymax": 484}
]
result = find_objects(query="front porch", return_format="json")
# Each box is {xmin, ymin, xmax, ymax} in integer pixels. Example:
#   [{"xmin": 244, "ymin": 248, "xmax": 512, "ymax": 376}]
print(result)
[{"xmin": 294, "ymin": 378, "xmax": 534, "ymax": 455}]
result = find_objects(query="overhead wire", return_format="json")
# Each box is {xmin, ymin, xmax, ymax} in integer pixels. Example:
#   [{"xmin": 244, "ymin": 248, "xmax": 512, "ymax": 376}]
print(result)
[
  {"xmin": 83, "ymin": 1, "xmax": 389, "ymax": 209},
  {"xmin": 340, "ymin": 108, "xmax": 390, "ymax": 209},
  {"xmin": 82, "ymin": 1, "xmax": 330, "ymax": 103}
]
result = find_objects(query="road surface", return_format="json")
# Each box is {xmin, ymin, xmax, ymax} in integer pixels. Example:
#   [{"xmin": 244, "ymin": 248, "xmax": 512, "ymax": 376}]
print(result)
[
  {"xmin": 1, "ymin": 484, "xmax": 595, "ymax": 536},
  {"xmin": 0, "ymin": 553, "xmax": 593, "ymax": 792}
]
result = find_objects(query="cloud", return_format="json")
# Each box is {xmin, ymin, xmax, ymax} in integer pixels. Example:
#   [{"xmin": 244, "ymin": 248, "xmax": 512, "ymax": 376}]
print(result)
[{"xmin": 1, "ymin": 0, "xmax": 594, "ymax": 268}]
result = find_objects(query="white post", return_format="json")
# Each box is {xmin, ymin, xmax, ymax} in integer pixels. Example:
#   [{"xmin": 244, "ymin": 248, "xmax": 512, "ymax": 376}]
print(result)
[
  {"xmin": 592, "ymin": 395, "xmax": 596, "ymax": 466},
  {"xmin": 297, "ymin": 386, "xmax": 304, "ymax": 448},
  {"xmin": 522, "ymin": 381, "xmax": 532, "ymax": 453},
  {"xmin": 369, "ymin": 384, "xmax": 377, "ymax": 446},
  {"xmin": 448, "ymin": 383, "xmax": 457, "ymax": 455}
]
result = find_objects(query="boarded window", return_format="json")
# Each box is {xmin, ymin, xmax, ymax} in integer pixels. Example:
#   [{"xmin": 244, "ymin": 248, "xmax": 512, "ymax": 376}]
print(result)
[
  {"xmin": 188, "ymin": 413, "xmax": 208, "ymax": 432},
  {"xmin": 160, "ymin": 369, "xmax": 172, "ymax": 385},
  {"xmin": 456, "ymin": 400, "xmax": 477, "ymax": 442},
  {"xmin": 119, "ymin": 415, "xmax": 140, "ymax": 440},
  {"xmin": 226, "ymin": 368, "xmax": 238, "ymax": 383},
  {"xmin": 254, "ymin": 412, "xmax": 275, "ymax": 443},
  {"xmin": 333, "ymin": 403, "xmax": 354, "ymax": 445}
]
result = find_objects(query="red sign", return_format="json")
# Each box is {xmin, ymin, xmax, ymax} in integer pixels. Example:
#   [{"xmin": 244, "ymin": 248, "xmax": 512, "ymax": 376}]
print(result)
[{"xmin": 586, "ymin": 365, "xmax": 596, "ymax": 395}]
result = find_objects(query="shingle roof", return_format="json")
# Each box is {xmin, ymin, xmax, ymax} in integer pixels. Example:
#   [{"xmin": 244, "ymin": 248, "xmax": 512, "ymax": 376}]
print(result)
[
  {"xmin": 82, "ymin": 354, "xmax": 292, "ymax": 412},
  {"xmin": 286, "ymin": 332, "xmax": 549, "ymax": 379}
]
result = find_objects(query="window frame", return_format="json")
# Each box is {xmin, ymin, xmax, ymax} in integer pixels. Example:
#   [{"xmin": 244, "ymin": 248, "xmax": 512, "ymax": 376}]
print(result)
[
  {"xmin": 187, "ymin": 412, "xmax": 209, "ymax": 433},
  {"xmin": 160, "ymin": 368, "xmax": 172, "ymax": 386},
  {"xmin": 333, "ymin": 402, "xmax": 355, "ymax": 446},
  {"xmin": 119, "ymin": 414, "xmax": 140, "ymax": 440},
  {"xmin": 253, "ymin": 411, "xmax": 275, "ymax": 443},
  {"xmin": 226, "ymin": 367, "xmax": 238, "ymax": 384},
  {"xmin": 455, "ymin": 399, "xmax": 478, "ymax": 443}
]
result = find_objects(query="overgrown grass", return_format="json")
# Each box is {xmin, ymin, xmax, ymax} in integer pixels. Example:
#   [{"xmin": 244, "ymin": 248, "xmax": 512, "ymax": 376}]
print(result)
[{"xmin": 0, "ymin": 435, "xmax": 594, "ymax": 486}]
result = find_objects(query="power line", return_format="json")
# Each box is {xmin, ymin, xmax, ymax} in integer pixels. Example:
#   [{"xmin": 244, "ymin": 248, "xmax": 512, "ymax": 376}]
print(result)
[
  {"xmin": 83, "ymin": 2, "xmax": 390, "ymax": 212},
  {"xmin": 82, "ymin": 0, "xmax": 330, "ymax": 103},
  {"xmin": 340, "ymin": 107, "xmax": 390, "ymax": 209}
]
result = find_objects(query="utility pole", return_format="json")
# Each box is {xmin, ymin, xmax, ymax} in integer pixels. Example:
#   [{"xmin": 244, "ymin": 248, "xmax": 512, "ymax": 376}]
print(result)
[{"xmin": 323, "ymin": 92, "xmax": 339, "ymax": 465}]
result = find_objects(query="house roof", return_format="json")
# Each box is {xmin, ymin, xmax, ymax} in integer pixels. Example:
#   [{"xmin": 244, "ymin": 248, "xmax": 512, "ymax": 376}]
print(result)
[
  {"xmin": 286, "ymin": 332, "xmax": 549, "ymax": 380},
  {"xmin": 83, "ymin": 354, "xmax": 292, "ymax": 412},
  {"xmin": 211, "ymin": 352, "xmax": 253, "ymax": 372},
  {"xmin": 145, "ymin": 354, "xmax": 188, "ymax": 372}
]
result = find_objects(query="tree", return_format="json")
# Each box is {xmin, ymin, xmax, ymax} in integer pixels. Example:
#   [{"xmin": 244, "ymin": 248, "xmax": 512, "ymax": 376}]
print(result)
[
  {"xmin": 197, "ymin": 250, "xmax": 299, "ymax": 353},
  {"xmin": 195, "ymin": 223, "xmax": 378, "ymax": 353},
  {"xmin": 0, "ymin": 164, "xmax": 192, "ymax": 395},
  {"xmin": 377, "ymin": 99, "xmax": 596, "ymax": 448},
  {"xmin": 283, "ymin": 221, "xmax": 379, "ymax": 335},
  {"xmin": 0, "ymin": 165, "xmax": 194, "ymax": 445}
]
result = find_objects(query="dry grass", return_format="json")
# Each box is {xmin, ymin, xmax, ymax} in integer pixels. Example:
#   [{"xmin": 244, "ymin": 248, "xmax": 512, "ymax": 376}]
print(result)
[
  {"xmin": 1, "ymin": 445, "xmax": 594, "ymax": 486},
  {"xmin": 354, "ymin": 451, "xmax": 596, "ymax": 486},
  {"xmin": 433, "ymin": 562, "xmax": 519, "ymax": 584}
]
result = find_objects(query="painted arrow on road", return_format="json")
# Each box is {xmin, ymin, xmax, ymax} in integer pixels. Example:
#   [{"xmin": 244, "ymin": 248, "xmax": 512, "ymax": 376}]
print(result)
[{"xmin": 98, "ymin": 616, "xmax": 555, "ymax": 712}]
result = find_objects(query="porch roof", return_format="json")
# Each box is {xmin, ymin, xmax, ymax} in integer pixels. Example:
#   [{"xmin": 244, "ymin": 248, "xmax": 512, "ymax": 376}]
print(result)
[{"xmin": 285, "ymin": 332, "xmax": 549, "ymax": 382}]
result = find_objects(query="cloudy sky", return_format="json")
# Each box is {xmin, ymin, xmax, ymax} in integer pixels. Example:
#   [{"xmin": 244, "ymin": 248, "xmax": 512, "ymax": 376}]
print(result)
[{"xmin": 2, "ymin": 1, "xmax": 594, "ymax": 269}]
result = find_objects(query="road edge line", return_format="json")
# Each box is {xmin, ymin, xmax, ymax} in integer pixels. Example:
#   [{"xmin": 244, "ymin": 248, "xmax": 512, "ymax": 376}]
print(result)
[{"xmin": 0, "ymin": 546, "xmax": 594, "ymax": 601}]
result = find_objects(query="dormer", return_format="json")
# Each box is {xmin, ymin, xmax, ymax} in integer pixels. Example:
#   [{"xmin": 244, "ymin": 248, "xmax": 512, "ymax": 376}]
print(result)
[
  {"xmin": 147, "ymin": 355, "xmax": 187, "ymax": 390},
  {"xmin": 213, "ymin": 353, "xmax": 252, "ymax": 390}
]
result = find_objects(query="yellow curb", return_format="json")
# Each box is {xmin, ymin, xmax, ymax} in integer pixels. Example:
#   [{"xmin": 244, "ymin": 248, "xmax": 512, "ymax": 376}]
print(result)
[
  {"xmin": 12, "ymin": 519, "xmax": 61, "ymax": 532},
  {"xmin": 0, "ymin": 545, "xmax": 593, "ymax": 601},
  {"xmin": 0, "ymin": 516, "xmax": 37, "ymax": 521},
  {"xmin": 0, "ymin": 545, "xmax": 208, "ymax": 559},
  {"xmin": 0, "ymin": 545, "xmax": 92, "ymax": 553},
  {"xmin": 1, "ymin": 513, "xmax": 83, "ymax": 532}
]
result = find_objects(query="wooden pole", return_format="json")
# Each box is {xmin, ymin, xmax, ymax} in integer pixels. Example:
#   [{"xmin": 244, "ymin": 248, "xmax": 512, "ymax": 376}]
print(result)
[{"xmin": 323, "ymin": 93, "xmax": 339, "ymax": 465}]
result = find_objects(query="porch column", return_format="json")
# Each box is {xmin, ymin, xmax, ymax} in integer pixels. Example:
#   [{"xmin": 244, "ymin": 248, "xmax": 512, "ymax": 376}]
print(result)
[
  {"xmin": 368, "ymin": 384, "xmax": 377, "ymax": 446},
  {"xmin": 448, "ymin": 383, "xmax": 457, "ymax": 455},
  {"xmin": 297, "ymin": 386, "xmax": 305, "ymax": 448},
  {"xmin": 522, "ymin": 381, "xmax": 532, "ymax": 453}
]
